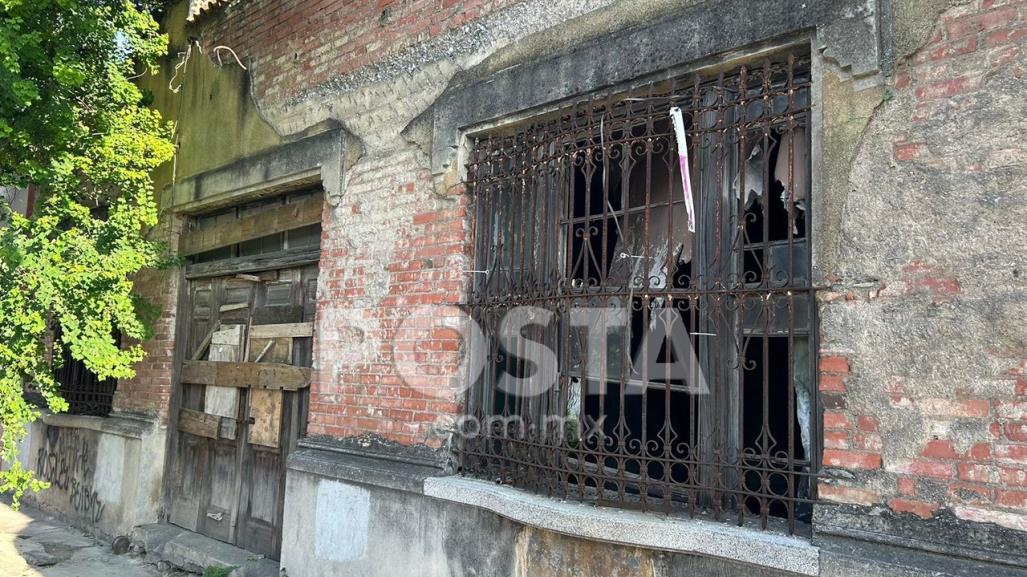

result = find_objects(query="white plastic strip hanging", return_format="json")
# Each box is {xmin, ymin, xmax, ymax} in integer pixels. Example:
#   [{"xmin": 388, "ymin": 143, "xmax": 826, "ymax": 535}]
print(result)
[{"xmin": 669, "ymin": 107, "xmax": 695, "ymax": 233}]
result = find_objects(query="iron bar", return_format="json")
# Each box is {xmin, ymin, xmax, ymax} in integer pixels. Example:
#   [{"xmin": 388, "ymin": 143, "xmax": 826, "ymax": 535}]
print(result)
[{"xmin": 461, "ymin": 52, "xmax": 818, "ymax": 534}]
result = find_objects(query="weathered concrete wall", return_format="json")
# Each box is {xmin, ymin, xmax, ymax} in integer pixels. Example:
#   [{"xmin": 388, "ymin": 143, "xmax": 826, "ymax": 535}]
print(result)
[
  {"xmin": 15, "ymin": 415, "xmax": 166, "ymax": 540},
  {"xmin": 280, "ymin": 450, "xmax": 815, "ymax": 577},
  {"xmin": 815, "ymin": 0, "xmax": 1027, "ymax": 535},
  {"xmin": 282, "ymin": 448, "xmax": 1027, "ymax": 577},
  {"xmin": 140, "ymin": 0, "xmax": 288, "ymax": 199}
]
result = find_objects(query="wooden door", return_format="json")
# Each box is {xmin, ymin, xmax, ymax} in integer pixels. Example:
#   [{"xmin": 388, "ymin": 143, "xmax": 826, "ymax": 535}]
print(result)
[{"xmin": 168, "ymin": 264, "xmax": 317, "ymax": 559}]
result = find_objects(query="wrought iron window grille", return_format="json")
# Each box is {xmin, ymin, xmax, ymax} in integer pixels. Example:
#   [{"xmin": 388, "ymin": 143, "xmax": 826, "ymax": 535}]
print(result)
[
  {"xmin": 53, "ymin": 336, "xmax": 120, "ymax": 417},
  {"xmin": 460, "ymin": 51, "xmax": 820, "ymax": 534}
]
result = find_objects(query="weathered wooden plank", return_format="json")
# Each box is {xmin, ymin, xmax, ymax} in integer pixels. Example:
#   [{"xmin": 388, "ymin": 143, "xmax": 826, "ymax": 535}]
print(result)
[
  {"xmin": 180, "ymin": 196, "xmax": 324, "ymax": 256},
  {"xmin": 178, "ymin": 408, "xmax": 220, "ymax": 439},
  {"xmin": 219, "ymin": 302, "xmax": 249, "ymax": 312},
  {"xmin": 181, "ymin": 360, "xmax": 215, "ymax": 385},
  {"xmin": 251, "ymin": 305, "xmax": 303, "ymax": 326},
  {"xmin": 205, "ymin": 443, "xmax": 237, "ymax": 542},
  {"xmin": 218, "ymin": 417, "xmax": 238, "ymax": 441},
  {"xmin": 184, "ymin": 247, "xmax": 321, "ymax": 280},
  {"xmin": 211, "ymin": 324, "xmax": 244, "ymax": 346},
  {"xmin": 217, "ymin": 363, "xmax": 308, "ymax": 390},
  {"xmin": 190, "ymin": 323, "xmax": 220, "ymax": 361},
  {"xmin": 252, "ymin": 340, "xmax": 274, "ymax": 363},
  {"xmin": 264, "ymin": 282, "xmax": 293, "ymax": 306},
  {"xmin": 206, "ymin": 325, "xmax": 243, "ymax": 419},
  {"xmin": 248, "ymin": 389, "xmax": 282, "ymax": 448},
  {"xmin": 248, "ymin": 337, "xmax": 292, "ymax": 364},
  {"xmin": 249, "ymin": 323, "xmax": 313, "ymax": 339},
  {"xmin": 181, "ymin": 361, "xmax": 312, "ymax": 390},
  {"xmin": 205, "ymin": 386, "xmax": 239, "ymax": 418}
]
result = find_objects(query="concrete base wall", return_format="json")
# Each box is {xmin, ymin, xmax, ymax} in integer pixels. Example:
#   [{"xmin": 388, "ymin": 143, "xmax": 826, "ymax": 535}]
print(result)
[
  {"xmin": 279, "ymin": 447, "xmax": 1027, "ymax": 577},
  {"xmin": 14, "ymin": 413, "xmax": 166, "ymax": 539},
  {"xmin": 280, "ymin": 462, "xmax": 799, "ymax": 577},
  {"xmin": 282, "ymin": 466, "xmax": 517, "ymax": 577}
]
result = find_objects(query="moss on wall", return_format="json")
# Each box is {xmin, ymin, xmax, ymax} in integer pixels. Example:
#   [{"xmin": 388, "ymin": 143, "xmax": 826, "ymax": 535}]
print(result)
[{"xmin": 140, "ymin": 0, "xmax": 286, "ymax": 208}]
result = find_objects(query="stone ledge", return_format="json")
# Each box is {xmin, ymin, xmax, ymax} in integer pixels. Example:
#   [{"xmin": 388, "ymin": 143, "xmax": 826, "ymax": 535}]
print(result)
[
  {"xmin": 38, "ymin": 412, "xmax": 155, "ymax": 440},
  {"xmin": 287, "ymin": 446, "xmax": 443, "ymax": 495},
  {"xmin": 169, "ymin": 127, "xmax": 344, "ymax": 213},
  {"xmin": 423, "ymin": 475, "xmax": 820, "ymax": 576}
]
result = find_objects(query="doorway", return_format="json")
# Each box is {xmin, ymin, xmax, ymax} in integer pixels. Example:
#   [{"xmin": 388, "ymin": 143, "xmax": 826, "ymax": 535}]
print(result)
[{"xmin": 166, "ymin": 190, "xmax": 322, "ymax": 559}]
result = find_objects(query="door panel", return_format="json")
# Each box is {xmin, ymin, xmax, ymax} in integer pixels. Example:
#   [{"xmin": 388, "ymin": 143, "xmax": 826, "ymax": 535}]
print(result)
[
  {"xmin": 169, "ymin": 264, "xmax": 316, "ymax": 560},
  {"xmin": 169, "ymin": 433, "xmax": 206, "ymax": 531},
  {"xmin": 202, "ymin": 442, "xmax": 237, "ymax": 542},
  {"xmin": 237, "ymin": 447, "xmax": 280, "ymax": 554}
]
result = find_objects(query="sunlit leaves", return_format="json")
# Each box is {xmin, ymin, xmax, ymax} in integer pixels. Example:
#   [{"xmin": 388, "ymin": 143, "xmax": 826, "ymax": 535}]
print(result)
[{"xmin": 0, "ymin": 0, "xmax": 173, "ymax": 505}]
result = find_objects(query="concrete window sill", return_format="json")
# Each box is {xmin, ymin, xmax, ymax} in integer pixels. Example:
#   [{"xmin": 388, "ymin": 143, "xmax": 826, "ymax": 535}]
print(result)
[
  {"xmin": 423, "ymin": 476, "xmax": 820, "ymax": 576},
  {"xmin": 38, "ymin": 412, "xmax": 155, "ymax": 440}
]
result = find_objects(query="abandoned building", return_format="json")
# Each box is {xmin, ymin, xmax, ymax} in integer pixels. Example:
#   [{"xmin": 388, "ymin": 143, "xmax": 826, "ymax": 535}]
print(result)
[{"xmin": 4, "ymin": 0, "xmax": 1026, "ymax": 575}]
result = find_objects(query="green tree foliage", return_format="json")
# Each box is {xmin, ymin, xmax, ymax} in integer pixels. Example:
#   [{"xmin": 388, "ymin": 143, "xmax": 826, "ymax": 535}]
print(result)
[{"xmin": 0, "ymin": 0, "xmax": 174, "ymax": 503}]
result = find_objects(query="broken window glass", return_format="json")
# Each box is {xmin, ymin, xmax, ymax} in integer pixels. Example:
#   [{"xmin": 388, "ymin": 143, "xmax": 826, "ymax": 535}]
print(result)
[{"xmin": 462, "ymin": 52, "xmax": 817, "ymax": 533}]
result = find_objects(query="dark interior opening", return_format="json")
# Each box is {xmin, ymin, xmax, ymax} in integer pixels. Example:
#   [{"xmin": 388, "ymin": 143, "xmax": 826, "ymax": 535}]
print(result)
[{"xmin": 741, "ymin": 336, "xmax": 811, "ymax": 522}]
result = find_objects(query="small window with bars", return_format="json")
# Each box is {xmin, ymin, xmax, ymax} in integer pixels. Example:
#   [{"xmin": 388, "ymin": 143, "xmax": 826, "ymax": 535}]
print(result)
[
  {"xmin": 55, "ymin": 361, "xmax": 118, "ymax": 417},
  {"xmin": 48, "ymin": 332, "xmax": 120, "ymax": 417},
  {"xmin": 460, "ymin": 51, "xmax": 819, "ymax": 533}
]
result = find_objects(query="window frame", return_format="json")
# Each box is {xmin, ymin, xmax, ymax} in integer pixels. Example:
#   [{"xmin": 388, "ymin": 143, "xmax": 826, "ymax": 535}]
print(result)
[{"xmin": 459, "ymin": 49, "xmax": 821, "ymax": 534}]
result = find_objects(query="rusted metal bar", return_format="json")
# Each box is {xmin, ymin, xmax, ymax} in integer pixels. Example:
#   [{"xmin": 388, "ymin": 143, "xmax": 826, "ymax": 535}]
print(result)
[{"xmin": 461, "ymin": 52, "xmax": 817, "ymax": 534}]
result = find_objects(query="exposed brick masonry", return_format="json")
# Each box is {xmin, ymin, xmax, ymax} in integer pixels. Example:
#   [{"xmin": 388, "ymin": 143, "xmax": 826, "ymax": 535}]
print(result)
[
  {"xmin": 820, "ymin": 0, "xmax": 1026, "ymax": 529},
  {"xmin": 200, "ymin": 0, "xmax": 521, "ymax": 106},
  {"xmin": 307, "ymin": 146, "xmax": 469, "ymax": 448},
  {"xmin": 113, "ymin": 219, "xmax": 182, "ymax": 423}
]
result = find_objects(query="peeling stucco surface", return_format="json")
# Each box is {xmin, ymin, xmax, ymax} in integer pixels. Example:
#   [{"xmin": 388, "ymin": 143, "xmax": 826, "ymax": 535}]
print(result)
[{"xmin": 818, "ymin": 0, "xmax": 1027, "ymax": 527}]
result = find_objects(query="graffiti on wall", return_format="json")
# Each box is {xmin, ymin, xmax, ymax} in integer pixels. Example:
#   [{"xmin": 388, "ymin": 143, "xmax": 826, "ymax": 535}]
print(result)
[{"xmin": 35, "ymin": 427, "xmax": 106, "ymax": 523}]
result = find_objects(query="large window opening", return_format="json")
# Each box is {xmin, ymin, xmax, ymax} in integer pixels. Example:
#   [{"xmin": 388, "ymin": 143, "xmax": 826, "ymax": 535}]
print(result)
[
  {"xmin": 460, "ymin": 51, "xmax": 818, "ymax": 533},
  {"xmin": 186, "ymin": 187, "xmax": 323, "ymax": 265}
]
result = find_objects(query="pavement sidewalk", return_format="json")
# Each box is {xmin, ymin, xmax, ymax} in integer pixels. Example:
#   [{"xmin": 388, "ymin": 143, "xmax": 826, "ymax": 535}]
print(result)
[{"xmin": 0, "ymin": 500, "xmax": 168, "ymax": 577}]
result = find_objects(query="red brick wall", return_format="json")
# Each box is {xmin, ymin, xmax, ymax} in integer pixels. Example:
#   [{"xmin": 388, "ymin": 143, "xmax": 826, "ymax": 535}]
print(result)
[
  {"xmin": 819, "ymin": 0, "xmax": 1026, "ymax": 528},
  {"xmin": 199, "ymin": 0, "xmax": 521, "ymax": 106},
  {"xmin": 113, "ymin": 221, "xmax": 182, "ymax": 423},
  {"xmin": 307, "ymin": 147, "xmax": 469, "ymax": 448},
  {"xmin": 820, "ymin": 348, "xmax": 1026, "ymax": 525}
]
